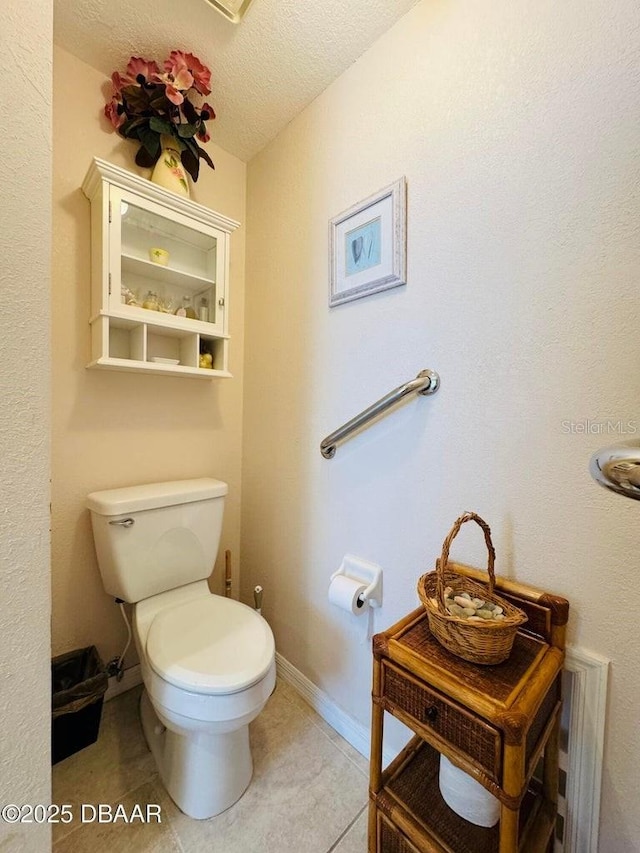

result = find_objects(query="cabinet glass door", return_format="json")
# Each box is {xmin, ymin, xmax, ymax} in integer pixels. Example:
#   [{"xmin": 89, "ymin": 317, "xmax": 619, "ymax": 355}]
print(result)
[{"xmin": 109, "ymin": 187, "xmax": 225, "ymax": 332}]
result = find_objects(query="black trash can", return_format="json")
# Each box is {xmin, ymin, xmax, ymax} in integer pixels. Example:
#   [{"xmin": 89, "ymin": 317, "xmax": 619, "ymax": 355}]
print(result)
[{"xmin": 52, "ymin": 646, "xmax": 108, "ymax": 765}]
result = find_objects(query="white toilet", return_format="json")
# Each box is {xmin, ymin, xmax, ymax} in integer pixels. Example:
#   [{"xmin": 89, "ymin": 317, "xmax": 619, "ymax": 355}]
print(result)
[{"xmin": 86, "ymin": 478, "xmax": 276, "ymax": 819}]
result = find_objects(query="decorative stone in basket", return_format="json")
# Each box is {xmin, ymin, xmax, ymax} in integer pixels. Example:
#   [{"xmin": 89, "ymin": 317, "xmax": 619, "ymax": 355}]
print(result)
[{"xmin": 417, "ymin": 512, "xmax": 527, "ymax": 665}]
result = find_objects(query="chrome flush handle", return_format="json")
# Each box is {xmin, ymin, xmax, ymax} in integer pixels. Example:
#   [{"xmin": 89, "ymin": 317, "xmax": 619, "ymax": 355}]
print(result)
[{"xmin": 108, "ymin": 517, "xmax": 135, "ymax": 527}]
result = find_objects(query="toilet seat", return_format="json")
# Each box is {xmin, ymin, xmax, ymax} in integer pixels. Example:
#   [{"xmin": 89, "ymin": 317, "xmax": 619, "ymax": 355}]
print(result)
[{"xmin": 146, "ymin": 596, "xmax": 275, "ymax": 695}]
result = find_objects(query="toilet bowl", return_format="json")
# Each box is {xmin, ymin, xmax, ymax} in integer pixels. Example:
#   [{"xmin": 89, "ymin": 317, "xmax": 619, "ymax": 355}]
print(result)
[
  {"xmin": 135, "ymin": 581, "xmax": 276, "ymax": 818},
  {"xmin": 86, "ymin": 479, "xmax": 276, "ymax": 819}
]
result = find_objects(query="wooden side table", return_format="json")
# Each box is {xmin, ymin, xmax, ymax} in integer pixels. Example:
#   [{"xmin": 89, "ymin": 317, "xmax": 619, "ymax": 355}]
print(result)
[{"xmin": 368, "ymin": 563, "xmax": 569, "ymax": 853}]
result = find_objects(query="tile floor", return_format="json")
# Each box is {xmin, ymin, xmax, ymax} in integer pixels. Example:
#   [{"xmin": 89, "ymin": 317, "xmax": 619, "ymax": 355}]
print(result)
[{"xmin": 52, "ymin": 680, "xmax": 369, "ymax": 852}]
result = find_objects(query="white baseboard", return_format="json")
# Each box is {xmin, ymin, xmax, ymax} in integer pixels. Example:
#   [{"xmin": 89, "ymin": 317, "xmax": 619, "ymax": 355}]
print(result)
[
  {"xmin": 104, "ymin": 663, "xmax": 142, "ymax": 702},
  {"xmin": 275, "ymin": 652, "xmax": 395, "ymax": 767}
]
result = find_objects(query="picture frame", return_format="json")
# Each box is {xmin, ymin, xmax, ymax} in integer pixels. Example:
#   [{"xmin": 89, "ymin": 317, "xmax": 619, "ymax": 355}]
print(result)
[{"xmin": 329, "ymin": 177, "xmax": 406, "ymax": 307}]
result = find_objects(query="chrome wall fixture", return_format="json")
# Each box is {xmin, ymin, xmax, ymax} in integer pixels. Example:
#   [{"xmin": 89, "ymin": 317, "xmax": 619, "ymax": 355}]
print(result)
[
  {"xmin": 320, "ymin": 369, "xmax": 440, "ymax": 459},
  {"xmin": 589, "ymin": 440, "xmax": 640, "ymax": 500}
]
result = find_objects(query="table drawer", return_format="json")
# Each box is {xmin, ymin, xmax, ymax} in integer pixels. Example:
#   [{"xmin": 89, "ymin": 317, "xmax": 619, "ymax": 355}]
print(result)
[{"xmin": 382, "ymin": 662, "xmax": 501, "ymax": 781}]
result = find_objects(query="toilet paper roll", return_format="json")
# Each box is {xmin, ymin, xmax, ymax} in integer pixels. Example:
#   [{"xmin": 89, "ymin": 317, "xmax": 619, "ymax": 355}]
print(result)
[
  {"xmin": 328, "ymin": 575, "xmax": 368, "ymax": 615},
  {"xmin": 439, "ymin": 755, "xmax": 500, "ymax": 827}
]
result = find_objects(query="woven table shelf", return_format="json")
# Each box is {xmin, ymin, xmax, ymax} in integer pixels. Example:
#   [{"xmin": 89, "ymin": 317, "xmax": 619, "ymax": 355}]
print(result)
[{"xmin": 369, "ymin": 570, "xmax": 569, "ymax": 853}]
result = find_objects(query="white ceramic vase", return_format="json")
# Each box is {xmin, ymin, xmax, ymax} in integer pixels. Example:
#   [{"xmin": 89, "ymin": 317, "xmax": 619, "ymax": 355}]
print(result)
[{"xmin": 150, "ymin": 136, "xmax": 190, "ymax": 197}]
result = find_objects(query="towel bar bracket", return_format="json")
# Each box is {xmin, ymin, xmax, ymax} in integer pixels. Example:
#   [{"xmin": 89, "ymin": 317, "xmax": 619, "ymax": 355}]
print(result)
[{"xmin": 416, "ymin": 369, "xmax": 440, "ymax": 396}]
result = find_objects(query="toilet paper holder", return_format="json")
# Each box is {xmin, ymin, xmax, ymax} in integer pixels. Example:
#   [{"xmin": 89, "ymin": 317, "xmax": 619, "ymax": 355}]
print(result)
[{"xmin": 331, "ymin": 554, "xmax": 383, "ymax": 609}]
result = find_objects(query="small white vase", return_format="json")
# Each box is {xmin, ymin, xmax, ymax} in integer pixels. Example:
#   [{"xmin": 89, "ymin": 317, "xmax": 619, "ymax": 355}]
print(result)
[{"xmin": 150, "ymin": 136, "xmax": 190, "ymax": 197}]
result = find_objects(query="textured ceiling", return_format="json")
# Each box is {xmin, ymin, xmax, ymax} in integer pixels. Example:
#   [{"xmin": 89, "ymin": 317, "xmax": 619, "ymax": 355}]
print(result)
[{"xmin": 54, "ymin": 0, "xmax": 420, "ymax": 161}]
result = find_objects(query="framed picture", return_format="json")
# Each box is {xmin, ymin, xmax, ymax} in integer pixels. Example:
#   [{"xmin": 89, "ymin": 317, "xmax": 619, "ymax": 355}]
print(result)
[{"xmin": 329, "ymin": 177, "xmax": 406, "ymax": 307}]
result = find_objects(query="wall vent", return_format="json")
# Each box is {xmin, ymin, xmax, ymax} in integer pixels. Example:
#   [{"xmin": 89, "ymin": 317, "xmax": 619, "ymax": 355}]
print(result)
[{"xmin": 204, "ymin": 0, "xmax": 256, "ymax": 24}]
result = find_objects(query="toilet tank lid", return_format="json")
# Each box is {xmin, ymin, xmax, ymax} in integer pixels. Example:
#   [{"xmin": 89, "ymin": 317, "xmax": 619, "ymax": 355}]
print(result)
[{"xmin": 86, "ymin": 478, "xmax": 228, "ymax": 515}]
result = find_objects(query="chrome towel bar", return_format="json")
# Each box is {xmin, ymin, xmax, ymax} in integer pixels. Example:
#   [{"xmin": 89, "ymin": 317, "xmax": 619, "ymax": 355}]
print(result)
[{"xmin": 320, "ymin": 369, "xmax": 440, "ymax": 459}]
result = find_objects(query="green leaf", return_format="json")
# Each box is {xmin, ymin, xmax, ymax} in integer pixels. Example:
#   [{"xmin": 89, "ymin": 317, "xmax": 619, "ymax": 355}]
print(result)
[
  {"xmin": 119, "ymin": 117, "xmax": 147, "ymax": 139},
  {"xmin": 137, "ymin": 127, "xmax": 160, "ymax": 159},
  {"xmin": 122, "ymin": 85, "xmax": 150, "ymax": 112},
  {"xmin": 148, "ymin": 89, "xmax": 172, "ymax": 113},
  {"xmin": 197, "ymin": 145, "xmax": 215, "ymax": 171},
  {"xmin": 135, "ymin": 144, "xmax": 158, "ymax": 168},
  {"xmin": 177, "ymin": 123, "xmax": 198, "ymax": 139},
  {"xmin": 181, "ymin": 146, "xmax": 200, "ymax": 182},
  {"xmin": 181, "ymin": 99, "xmax": 198, "ymax": 124},
  {"xmin": 149, "ymin": 117, "xmax": 174, "ymax": 136},
  {"xmin": 182, "ymin": 137, "xmax": 198, "ymax": 156}
]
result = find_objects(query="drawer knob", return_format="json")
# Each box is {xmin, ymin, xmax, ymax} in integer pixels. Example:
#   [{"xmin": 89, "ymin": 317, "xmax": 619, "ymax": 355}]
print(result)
[{"xmin": 425, "ymin": 705, "xmax": 438, "ymax": 722}]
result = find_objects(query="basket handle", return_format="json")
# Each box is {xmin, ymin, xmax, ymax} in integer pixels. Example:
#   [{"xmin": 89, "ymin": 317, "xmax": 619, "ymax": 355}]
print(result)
[{"xmin": 436, "ymin": 512, "xmax": 496, "ymax": 611}]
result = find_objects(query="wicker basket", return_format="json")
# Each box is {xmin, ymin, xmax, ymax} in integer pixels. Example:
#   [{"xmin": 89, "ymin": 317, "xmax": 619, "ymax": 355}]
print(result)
[{"xmin": 417, "ymin": 512, "xmax": 527, "ymax": 665}]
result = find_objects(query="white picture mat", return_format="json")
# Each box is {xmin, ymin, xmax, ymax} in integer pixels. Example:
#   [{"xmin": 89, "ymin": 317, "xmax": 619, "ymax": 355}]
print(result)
[{"xmin": 336, "ymin": 203, "xmax": 392, "ymax": 292}]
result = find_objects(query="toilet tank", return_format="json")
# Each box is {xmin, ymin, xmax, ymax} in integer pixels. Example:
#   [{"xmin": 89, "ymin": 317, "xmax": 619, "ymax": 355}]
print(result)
[{"xmin": 86, "ymin": 479, "xmax": 228, "ymax": 603}]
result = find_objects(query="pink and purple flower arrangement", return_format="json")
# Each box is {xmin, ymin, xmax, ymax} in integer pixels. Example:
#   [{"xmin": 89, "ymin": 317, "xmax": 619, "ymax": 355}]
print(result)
[{"xmin": 104, "ymin": 51, "xmax": 215, "ymax": 182}]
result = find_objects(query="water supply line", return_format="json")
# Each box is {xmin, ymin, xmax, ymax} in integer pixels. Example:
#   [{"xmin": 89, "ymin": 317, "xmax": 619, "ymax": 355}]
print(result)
[{"xmin": 108, "ymin": 599, "xmax": 132, "ymax": 681}]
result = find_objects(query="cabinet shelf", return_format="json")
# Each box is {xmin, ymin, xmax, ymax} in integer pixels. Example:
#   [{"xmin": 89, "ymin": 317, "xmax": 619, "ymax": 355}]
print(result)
[
  {"xmin": 95, "ymin": 308, "xmax": 229, "ymax": 338},
  {"xmin": 87, "ymin": 356, "xmax": 231, "ymax": 379},
  {"xmin": 121, "ymin": 253, "xmax": 215, "ymax": 293}
]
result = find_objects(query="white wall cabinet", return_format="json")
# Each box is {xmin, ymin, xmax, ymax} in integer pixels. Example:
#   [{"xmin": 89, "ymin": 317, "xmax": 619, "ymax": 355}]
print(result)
[{"xmin": 82, "ymin": 158, "xmax": 240, "ymax": 378}]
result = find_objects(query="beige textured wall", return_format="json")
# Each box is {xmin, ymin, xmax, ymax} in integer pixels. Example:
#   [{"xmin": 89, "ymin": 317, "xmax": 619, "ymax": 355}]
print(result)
[
  {"xmin": 0, "ymin": 1, "xmax": 52, "ymax": 850},
  {"xmin": 51, "ymin": 46, "xmax": 246, "ymax": 667},
  {"xmin": 242, "ymin": 1, "xmax": 640, "ymax": 850}
]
